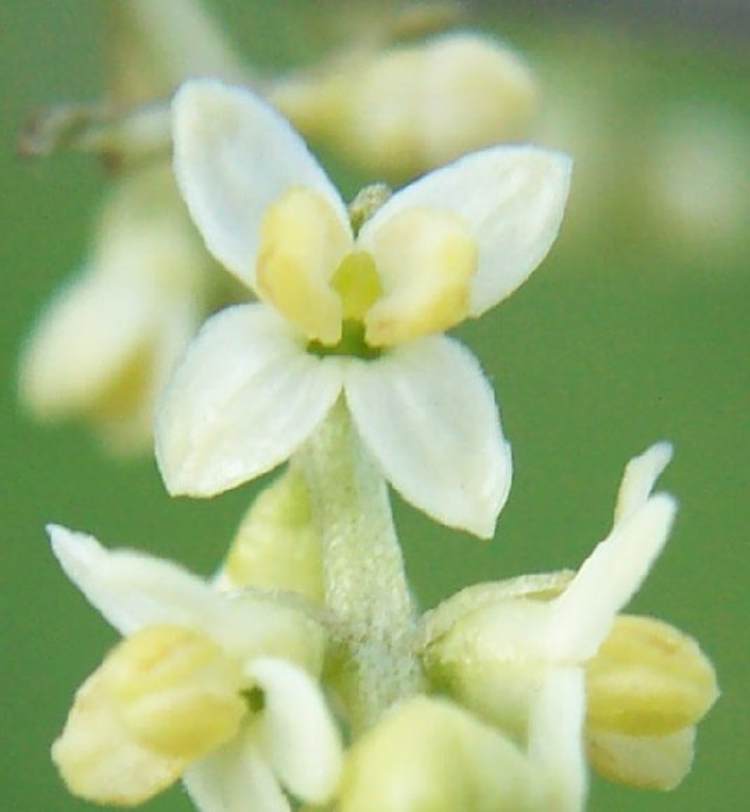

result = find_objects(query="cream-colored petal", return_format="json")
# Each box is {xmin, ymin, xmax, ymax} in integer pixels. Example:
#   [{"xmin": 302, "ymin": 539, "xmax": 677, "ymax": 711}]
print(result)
[
  {"xmin": 344, "ymin": 336, "xmax": 511, "ymax": 538},
  {"xmin": 48, "ymin": 525, "xmax": 327, "ymax": 672},
  {"xmin": 172, "ymin": 79, "xmax": 349, "ymax": 288},
  {"xmin": 358, "ymin": 145, "xmax": 571, "ymax": 317},
  {"xmin": 588, "ymin": 727, "xmax": 695, "ymax": 791},
  {"xmin": 613, "ymin": 442, "xmax": 673, "ymax": 525},
  {"xmin": 52, "ymin": 658, "xmax": 186, "ymax": 806},
  {"xmin": 18, "ymin": 269, "xmax": 158, "ymax": 420},
  {"xmin": 546, "ymin": 494, "xmax": 677, "ymax": 662},
  {"xmin": 248, "ymin": 658, "xmax": 342, "ymax": 804},
  {"xmin": 156, "ymin": 303, "xmax": 344, "ymax": 497},
  {"xmin": 48, "ymin": 524, "xmax": 230, "ymax": 637},
  {"xmin": 528, "ymin": 667, "xmax": 587, "ymax": 812},
  {"xmin": 184, "ymin": 732, "xmax": 291, "ymax": 812}
]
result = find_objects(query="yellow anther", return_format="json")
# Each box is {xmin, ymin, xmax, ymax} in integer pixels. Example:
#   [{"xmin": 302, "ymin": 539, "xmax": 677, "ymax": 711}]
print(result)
[
  {"xmin": 365, "ymin": 207, "xmax": 477, "ymax": 347},
  {"xmin": 332, "ymin": 252, "xmax": 382, "ymax": 322},
  {"xmin": 108, "ymin": 625, "xmax": 247, "ymax": 760},
  {"xmin": 586, "ymin": 615, "xmax": 719, "ymax": 737},
  {"xmin": 257, "ymin": 187, "xmax": 351, "ymax": 345}
]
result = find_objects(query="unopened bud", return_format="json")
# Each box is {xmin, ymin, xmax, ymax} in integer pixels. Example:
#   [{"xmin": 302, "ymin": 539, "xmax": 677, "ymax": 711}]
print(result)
[{"xmin": 339, "ymin": 696, "xmax": 540, "ymax": 812}]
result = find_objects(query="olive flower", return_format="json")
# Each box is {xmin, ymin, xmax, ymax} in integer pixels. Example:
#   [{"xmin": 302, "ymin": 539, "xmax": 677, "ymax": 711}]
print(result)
[
  {"xmin": 156, "ymin": 80, "xmax": 570, "ymax": 538},
  {"xmin": 48, "ymin": 525, "xmax": 342, "ymax": 811},
  {"xmin": 420, "ymin": 443, "xmax": 719, "ymax": 790}
]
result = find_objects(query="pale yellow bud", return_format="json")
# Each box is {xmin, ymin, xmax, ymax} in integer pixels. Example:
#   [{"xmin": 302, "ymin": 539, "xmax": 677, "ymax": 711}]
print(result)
[
  {"xmin": 222, "ymin": 466, "xmax": 325, "ymax": 602},
  {"xmin": 339, "ymin": 696, "xmax": 541, "ymax": 812},
  {"xmin": 256, "ymin": 187, "xmax": 350, "ymax": 345},
  {"xmin": 586, "ymin": 614, "xmax": 719, "ymax": 738},
  {"xmin": 273, "ymin": 34, "xmax": 537, "ymax": 181}
]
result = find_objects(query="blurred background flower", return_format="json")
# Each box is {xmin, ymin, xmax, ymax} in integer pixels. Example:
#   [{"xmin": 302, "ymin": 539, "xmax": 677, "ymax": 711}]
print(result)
[{"xmin": 1, "ymin": 1, "xmax": 747, "ymax": 810}]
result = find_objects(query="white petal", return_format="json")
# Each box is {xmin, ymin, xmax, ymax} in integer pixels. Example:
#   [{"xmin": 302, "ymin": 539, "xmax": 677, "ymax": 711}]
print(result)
[
  {"xmin": 358, "ymin": 145, "xmax": 571, "ymax": 317},
  {"xmin": 588, "ymin": 727, "xmax": 695, "ymax": 791},
  {"xmin": 155, "ymin": 303, "xmax": 344, "ymax": 497},
  {"xmin": 528, "ymin": 667, "xmax": 587, "ymax": 812},
  {"xmin": 47, "ymin": 525, "xmax": 327, "ymax": 671},
  {"xmin": 546, "ymin": 494, "xmax": 677, "ymax": 662},
  {"xmin": 184, "ymin": 733, "xmax": 290, "ymax": 812},
  {"xmin": 18, "ymin": 269, "xmax": 157, "ymax": 419},
  {"xmin": 173, "ymin": 79, "xmax": 349, "ymax": 288},
  {"xmin": 614, "ymin": 442, "xmax": 673, "ymax": 525},
  {"xmin": 345, "ymin": 336, "xmax": 511, "ymax": 538},
  {"xmin": 248, "ymin": 658, "xmax": 342, "ymax": 804},
  {"xmin": 48, "ymin": 524, "xmax": 232, "ymax": 637}
]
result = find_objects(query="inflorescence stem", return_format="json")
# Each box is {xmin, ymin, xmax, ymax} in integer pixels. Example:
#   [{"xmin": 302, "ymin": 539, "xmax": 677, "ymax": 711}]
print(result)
[{"xmin": 296, "ymin": 397, "xmax": 424, "ymax": 733}]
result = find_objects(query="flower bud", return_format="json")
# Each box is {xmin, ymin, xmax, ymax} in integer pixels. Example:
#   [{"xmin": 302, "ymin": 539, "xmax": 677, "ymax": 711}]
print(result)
[
  {"xmin": 273, "ymin": 33, "xmax": 537, "ymax": 181},
  {"xmin": 339, "ymin": 696, "xmax": 541, "ymax": 812},
  {"xmin": 220, "ymin": 466, "xmax": 324, "ymax": 601}
]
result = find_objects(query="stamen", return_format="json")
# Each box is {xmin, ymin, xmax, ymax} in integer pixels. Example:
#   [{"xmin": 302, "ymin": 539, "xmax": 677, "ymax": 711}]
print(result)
[{"xmin": 257, "ymin": 187, "xmax": 351, "ymax": 345}]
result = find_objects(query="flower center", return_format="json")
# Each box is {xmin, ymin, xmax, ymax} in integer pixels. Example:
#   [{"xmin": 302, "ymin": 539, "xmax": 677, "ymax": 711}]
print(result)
[{"xmin": 256, "ymin": 186, "xmax": 478, "ymax": 352}]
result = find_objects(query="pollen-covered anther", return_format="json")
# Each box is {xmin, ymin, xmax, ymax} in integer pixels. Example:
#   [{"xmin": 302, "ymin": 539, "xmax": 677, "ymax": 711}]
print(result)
[
  {"xmin": 256, "ymin": 186, "xmax": 351, "ymax": 345},
  {"xmin": 364, "ymin": 207, "xmax": 477, "ymax": 347},
  {"xmin": 107, "ymin": 624, "xmax": 248, "ymax": 760},
  {"xmin": 586, "ymin": 614, "xmax": 719, "ymax": 737}
]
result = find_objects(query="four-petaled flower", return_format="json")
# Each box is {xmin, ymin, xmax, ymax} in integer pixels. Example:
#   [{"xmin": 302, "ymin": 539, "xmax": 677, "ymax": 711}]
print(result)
[
  {"xmin": 420, "ymin": 443, "xmax": 719, "ymax": 790},
  {"xmin": 156, "ymin": 79, "xmax": 571, "ymax": 538},
  {"xmin": 48, "ymin": 525, "xmax": 342, "ymax": 812}
]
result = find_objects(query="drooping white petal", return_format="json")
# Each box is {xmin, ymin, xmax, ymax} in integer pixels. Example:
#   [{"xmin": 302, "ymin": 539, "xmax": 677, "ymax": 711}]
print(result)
[
  {"xmin": 528, "ymin": 667, "xmax": 587, "ymax": 812},
  {"xmin": 248, "ymin": 658, "xmax": 342, "ymax": 804},
  {"xmin": 344, "ymin": 336, "xmax": 511, "ymax": 538},
  {"xmin": 48, "ymin": 526, "xmax": 327, "ymax": 672},
  {"xmin": 48, "ymin": 525, "xmax": 227, "ymax": 637},
  {"xmin": 545, "ymin": 494, "xmax": 677, "ymax": 662},
  {"xmin": 18, "ymin": 269, "xmax": 158, "ymax": 419},
  {"xmin": 613, "ymin": 442, "xmax": 673, "ymax": 525},
  {"xmin": 172, "ymin": 79, "xmax": 349, "ymax": 288},
  {"xmin": 588, "ymin": 727, "xmax": 695, "ymax": 791},
  {"xmin": 156, "ymin": 303, "xmax": 344, "ymax": 497},
  {"xmin": 184, "ymin": 732, "xmax": 290, "ymax": 812},
  {"xmin": 358, "ymin": 145, "xmax": 571, "ymax": 317}
]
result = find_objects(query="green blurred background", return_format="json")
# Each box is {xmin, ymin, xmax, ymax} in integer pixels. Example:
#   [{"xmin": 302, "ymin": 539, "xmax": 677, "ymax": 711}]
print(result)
[{"xmin": 2, "ymin": 1, "xmax": 748, "ymax": 809}]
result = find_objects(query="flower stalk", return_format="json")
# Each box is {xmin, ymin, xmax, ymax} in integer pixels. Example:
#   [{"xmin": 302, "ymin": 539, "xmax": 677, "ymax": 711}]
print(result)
[{"xmin": 296, "ymin": 397, "xmax": 424, "ymax": 732}]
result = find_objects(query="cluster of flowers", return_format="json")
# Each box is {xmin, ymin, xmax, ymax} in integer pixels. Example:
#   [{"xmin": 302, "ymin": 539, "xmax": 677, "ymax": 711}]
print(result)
[{"xmin": 21, "ymin": 3, "xmax": 717, "ymax": 811}]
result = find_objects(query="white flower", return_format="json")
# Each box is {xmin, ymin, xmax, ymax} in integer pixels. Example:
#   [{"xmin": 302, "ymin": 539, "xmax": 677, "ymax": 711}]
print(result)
[
  {"xmin": 47, "ymin": 525, "xmax": 342, "ymax": 811},
  {"xmin": 421, "ymin": 443, "xmax": 718, "ymax": 789},
  {"xmin": 19, "ymin": 168, "xmax": 213, "ymax": 455},
  {"xmin": 156, "ymin": 79, "xmax": 571, "ymax": 538}
]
